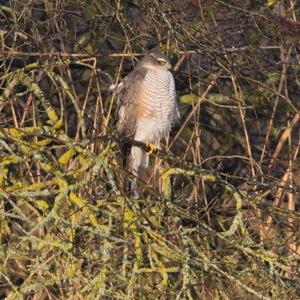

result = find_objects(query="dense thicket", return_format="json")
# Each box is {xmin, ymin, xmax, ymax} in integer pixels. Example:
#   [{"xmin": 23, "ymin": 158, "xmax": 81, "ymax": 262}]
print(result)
[{"xmin": 0, "ymin": 1, "xmax": 299, "ymax": 299}]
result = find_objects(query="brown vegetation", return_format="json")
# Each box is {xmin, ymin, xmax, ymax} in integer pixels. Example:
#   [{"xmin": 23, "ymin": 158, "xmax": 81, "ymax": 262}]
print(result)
[{"xmin": 0, "ymin": 0, "xmax": 299, "ymax": 299}]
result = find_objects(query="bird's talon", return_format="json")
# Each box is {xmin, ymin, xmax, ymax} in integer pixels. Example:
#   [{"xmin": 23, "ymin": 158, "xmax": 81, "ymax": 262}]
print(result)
[{"xmin": 146, "ymin": 143, "xmax": 157, "ymax": 155}]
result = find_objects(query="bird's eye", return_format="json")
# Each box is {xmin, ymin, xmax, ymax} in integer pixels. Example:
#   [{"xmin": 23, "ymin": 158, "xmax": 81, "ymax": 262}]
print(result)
[{"xmin": 159, "ymin": 60, "xmax": 166, "ymax": 66}]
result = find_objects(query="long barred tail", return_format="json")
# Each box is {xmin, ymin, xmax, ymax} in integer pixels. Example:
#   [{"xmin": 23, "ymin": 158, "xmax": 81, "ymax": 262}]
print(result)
[
  {"xmin": 131, "ymin": 146, "xmax": 149, "ymax": 175},
  {"xmin": 129, "ymin": 146, "xmax": 150, "ymax": 197}
]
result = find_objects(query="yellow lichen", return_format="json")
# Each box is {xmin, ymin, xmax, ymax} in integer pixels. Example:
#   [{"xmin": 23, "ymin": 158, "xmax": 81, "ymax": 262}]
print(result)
[{"xmin": 59, "ymin": 148, "xmax": 77, "ymax": 165}]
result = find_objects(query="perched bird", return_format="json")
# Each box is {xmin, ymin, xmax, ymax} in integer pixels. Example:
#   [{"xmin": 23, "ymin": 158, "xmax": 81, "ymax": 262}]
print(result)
[{"xmin": 110, "ymin": 52, "xmax": 179, "ymax": 194}]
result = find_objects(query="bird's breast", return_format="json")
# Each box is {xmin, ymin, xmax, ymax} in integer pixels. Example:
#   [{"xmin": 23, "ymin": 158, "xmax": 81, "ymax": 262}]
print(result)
[{"xmin": 137, "ymin": 69, "xmax": 177, "ymax": 139}]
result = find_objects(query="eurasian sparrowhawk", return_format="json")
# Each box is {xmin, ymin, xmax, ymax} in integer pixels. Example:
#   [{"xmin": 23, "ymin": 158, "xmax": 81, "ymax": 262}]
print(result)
[{"xmin": 111, "ymin": 52, "xmax": 179, "ymax": 192}]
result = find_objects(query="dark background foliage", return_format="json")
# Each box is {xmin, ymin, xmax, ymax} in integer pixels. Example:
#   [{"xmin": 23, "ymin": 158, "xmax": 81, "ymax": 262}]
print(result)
[{"xmin": 0, "ymin": 0, "xmax": 299, "ymax": 299}]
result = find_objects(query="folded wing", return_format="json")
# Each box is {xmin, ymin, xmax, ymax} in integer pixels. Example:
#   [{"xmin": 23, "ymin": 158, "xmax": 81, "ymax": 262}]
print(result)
[{"xmin": 111, "ymin": 67, "xmax": 148, "ymax": 138}]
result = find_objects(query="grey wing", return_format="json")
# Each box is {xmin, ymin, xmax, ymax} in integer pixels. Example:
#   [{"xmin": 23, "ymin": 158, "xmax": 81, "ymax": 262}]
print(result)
[{"xmin": 112, "ymin": 67, "xmax": 147, "ymax": 137}]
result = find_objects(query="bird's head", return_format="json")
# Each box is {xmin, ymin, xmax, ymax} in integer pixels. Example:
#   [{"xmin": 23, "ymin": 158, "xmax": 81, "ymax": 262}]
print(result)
[{"xmin": 139, "ymin": 52, "xmax": 172, "ymax": 71}]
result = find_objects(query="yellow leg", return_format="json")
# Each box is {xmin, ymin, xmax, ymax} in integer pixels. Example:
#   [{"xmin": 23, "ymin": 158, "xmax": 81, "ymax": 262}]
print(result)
[{"xmin": 146, "ymin": 143, "xmax": 157, "ymax": 155}]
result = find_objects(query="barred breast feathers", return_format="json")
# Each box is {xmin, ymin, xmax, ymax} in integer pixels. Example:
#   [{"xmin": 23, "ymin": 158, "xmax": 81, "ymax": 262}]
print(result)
[{"xmin": 134, "ymin": 69, "xmax": 178, "ymax": 142}]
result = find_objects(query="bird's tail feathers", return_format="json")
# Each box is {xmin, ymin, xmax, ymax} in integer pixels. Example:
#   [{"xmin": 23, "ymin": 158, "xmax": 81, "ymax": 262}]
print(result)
[
  {"xmin": 129, "ymin": 146, "xmax": 142, "ymax": 197},
  {"xmin": 130, "ymin": 146, "xmax": 143, "ymax": 176},
  {"xmin": 130, "ymin": 146, "xmax": 152, "ymax": 197}
]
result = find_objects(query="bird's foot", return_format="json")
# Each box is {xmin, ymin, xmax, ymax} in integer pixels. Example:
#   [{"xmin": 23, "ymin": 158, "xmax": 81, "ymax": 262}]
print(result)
[{"xmin": 146, "ymin": 143, "xmax": 157, "ymax": 155}]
